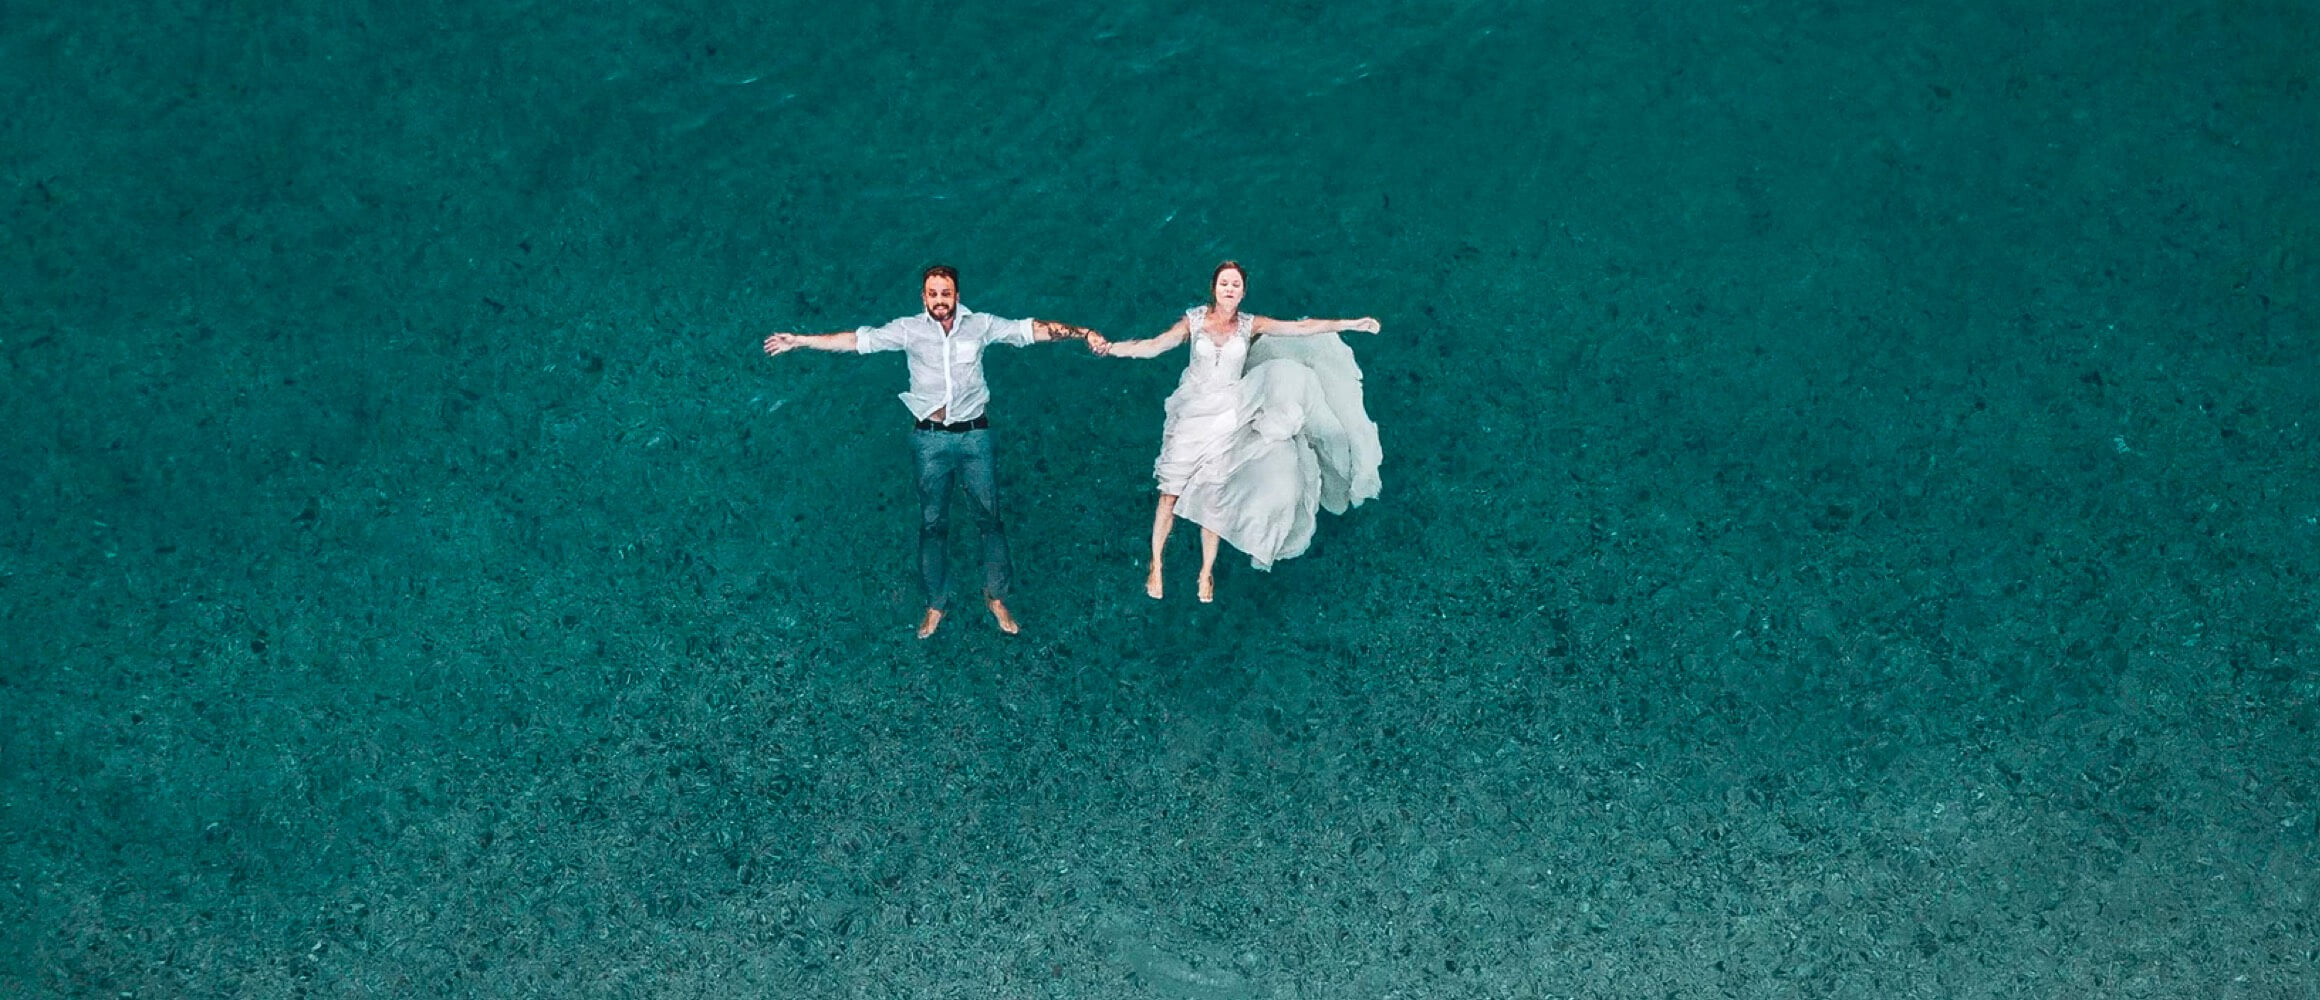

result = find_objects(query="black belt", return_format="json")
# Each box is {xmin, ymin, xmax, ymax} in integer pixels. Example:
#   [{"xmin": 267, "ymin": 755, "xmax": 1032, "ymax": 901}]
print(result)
[{"xmin": 914, "ymin": 415, "xmax": 989, "ymax": 432}]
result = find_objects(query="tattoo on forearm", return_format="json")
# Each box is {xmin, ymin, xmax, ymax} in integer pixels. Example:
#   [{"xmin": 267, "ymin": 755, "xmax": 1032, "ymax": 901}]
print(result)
[{"xmin": 1034, "ymin": 319, "xmax": 1096, "ymax": 341}]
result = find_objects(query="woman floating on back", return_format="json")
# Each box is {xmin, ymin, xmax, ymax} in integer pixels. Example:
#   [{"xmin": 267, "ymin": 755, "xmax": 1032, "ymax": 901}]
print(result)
[{"xmin": 1095, "ymin": 261, "xmax": 1385, "ymax": 602}]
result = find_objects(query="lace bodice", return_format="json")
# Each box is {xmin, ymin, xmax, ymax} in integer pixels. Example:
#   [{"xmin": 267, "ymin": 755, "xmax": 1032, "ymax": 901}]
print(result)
[{"xmin": 1178, "ymin": 306, "xmax": 1253, "ymax": 389}]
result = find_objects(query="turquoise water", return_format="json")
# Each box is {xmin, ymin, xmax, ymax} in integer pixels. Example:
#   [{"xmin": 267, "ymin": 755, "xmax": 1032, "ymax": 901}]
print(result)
[{"xmin": 6, "ymin": 2, "xmax": 2317, "ymax": 996}]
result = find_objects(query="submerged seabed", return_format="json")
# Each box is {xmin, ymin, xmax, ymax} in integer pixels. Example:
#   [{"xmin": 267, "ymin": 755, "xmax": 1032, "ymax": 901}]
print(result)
[{"xmin": 4, "ymin": 1, "xmax": 2316, "ymax": 997}]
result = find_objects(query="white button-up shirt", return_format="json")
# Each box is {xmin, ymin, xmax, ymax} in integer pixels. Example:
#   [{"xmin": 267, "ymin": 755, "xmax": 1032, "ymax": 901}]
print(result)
[{"xmin": 855, "ymin": 305, "xmax": 1036, "ymax": 422}]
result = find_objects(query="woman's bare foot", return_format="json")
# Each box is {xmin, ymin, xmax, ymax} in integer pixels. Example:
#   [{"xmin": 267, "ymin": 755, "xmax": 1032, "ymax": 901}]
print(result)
[
  {"xmin": 917, "ymin": 608, "xmax": 944, "ymax": 639},
  {"xmin": 986, "ymin": 598, "xmax": 1021, "ymax": 635},
  {"xmin": 1196, "ymin": 574, "xmax": 1215, "ymax": 603},
  {"xmin": 1145, "ymin": 565, "xmax": 1164, "ymax": 600}
]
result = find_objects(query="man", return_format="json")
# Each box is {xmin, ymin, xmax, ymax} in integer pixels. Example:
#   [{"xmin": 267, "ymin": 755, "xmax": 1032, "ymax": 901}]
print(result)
[{"xmin": 763, "ymin": 265, "xmax": 1106, "ymax": 638}]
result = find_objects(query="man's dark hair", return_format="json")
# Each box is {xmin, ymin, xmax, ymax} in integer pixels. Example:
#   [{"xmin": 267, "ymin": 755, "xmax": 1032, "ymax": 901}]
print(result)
[{"xmin": 922, "ymin": 264, "xmax": 960, "ymax": 289}]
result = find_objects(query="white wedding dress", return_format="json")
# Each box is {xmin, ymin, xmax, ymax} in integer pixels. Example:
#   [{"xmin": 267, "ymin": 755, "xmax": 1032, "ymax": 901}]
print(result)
[{"xmin": 1152, "ymin": 306, "xmax": 1382, "ymax": 570}]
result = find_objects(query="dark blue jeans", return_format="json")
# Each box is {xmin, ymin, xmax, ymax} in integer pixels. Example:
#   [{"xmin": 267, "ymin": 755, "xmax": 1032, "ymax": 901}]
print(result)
[{"xmin": 911, "ymin": 428, "xmax": 1009, "ymax": 610}]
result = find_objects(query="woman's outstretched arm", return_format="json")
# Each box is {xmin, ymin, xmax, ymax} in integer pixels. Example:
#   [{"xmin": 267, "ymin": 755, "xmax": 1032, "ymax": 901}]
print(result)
[
  {"xmin": 1250, "ymin": 316, "xmax": 1382, "ymax": 337},
  {"xmin": 1094, "ymin": 316, "xmax": 1191, "ymax": 359}
]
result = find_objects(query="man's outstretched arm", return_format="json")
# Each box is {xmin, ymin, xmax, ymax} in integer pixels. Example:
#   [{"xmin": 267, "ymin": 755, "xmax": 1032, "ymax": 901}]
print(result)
[
  {"xmin": 763, "ymin": 331, "xmax": 859, "ymax": 355},
  {"xmin": 1030, "ymin": 319, "xmax": 1107, "ymax": 351}
]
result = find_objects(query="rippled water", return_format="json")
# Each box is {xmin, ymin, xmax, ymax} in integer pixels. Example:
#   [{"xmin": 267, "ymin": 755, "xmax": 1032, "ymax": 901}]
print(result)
[{"xmin": 6, "ymin": 2, "xmax": 2316, "ymax": 996}]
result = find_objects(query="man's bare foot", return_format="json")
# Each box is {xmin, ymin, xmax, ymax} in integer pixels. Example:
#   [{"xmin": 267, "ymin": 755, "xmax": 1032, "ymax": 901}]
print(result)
[
  {"xmin": 986, "ymin": 598, "xmax": 1021, "ymax": 635},
  {"xmin": 1145, "ymin": 565, "xmax": 1164, "ymax": 600},
  {"xmin": 1196, "ymin": 574, "xmax": 1215, "ymax": 603},
  {"xmin": 917, "ymin": 608, "xmax": 944, "ymax": 639}
]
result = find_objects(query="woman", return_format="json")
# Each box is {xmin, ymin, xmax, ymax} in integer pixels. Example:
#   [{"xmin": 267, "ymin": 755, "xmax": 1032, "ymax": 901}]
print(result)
[{"xmin": 1096, "ymin": 261, "xmax": 1383, "ymax": 602}]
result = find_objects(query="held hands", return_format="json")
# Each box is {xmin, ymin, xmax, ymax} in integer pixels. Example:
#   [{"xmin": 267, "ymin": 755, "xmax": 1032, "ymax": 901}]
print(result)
[{"xmin": 1088, "ymin": 333, "xmax": 1112, "ymax": 356}]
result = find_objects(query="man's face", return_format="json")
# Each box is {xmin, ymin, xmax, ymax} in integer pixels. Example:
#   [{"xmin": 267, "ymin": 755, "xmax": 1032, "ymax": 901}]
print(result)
[{"xmin": 922, "ymin": 275, "xmax": 958, "ymax": 324}]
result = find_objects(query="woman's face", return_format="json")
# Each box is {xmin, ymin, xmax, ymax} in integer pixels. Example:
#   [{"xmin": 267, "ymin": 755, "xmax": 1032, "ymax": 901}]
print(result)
[{"xmin": 1212, "ymin": 268, "xmax": 1246, "ymax": 312}]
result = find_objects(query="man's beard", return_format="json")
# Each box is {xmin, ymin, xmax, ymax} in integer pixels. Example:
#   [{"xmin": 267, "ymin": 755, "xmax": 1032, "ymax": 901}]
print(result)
[{"xmin": 928, "ymin": 305, "xmax": 955, "ymax": 322}]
